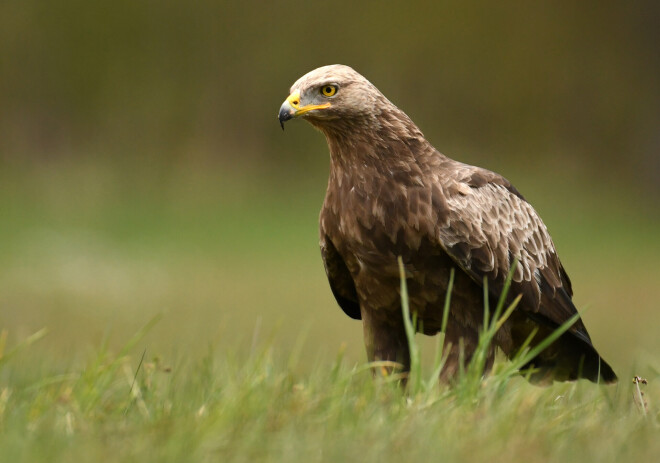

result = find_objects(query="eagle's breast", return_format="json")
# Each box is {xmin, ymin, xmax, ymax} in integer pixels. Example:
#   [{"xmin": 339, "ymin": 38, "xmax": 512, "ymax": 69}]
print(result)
[{"xmin": 321, "ymin": 161, "xmax": 455, "ymax": 316}]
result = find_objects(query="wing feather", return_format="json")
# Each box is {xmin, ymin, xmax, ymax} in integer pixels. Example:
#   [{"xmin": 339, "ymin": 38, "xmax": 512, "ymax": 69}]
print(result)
[
  {"xmin": 320, "ymin": 235, "xmax": 361, "ymax": 320},
  {"xmin": 436, "ymin": 169, "xmax": 590, "ymax": 340}
]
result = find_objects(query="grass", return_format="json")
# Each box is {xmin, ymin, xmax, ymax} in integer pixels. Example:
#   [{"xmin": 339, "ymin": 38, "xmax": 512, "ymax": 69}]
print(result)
[
  {"xmin": 1, "ymin": 161, "xmax": 660, "ymax": 461},
  {"xmin": 0, "ymin": 247, "xmax": 657, "ymax": 463},
  {"xmin": 0, "ymin": 318, "xmax": 658, "ymax": 462}
]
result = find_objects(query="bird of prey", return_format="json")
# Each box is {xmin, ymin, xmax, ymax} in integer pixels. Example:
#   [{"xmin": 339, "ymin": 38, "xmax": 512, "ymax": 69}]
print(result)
[{"xmin": 278, "ymin": 64, "xmax": 616, "ymax": 384}]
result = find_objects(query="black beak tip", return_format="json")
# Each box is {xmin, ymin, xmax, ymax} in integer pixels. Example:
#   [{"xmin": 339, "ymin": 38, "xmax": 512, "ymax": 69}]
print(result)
[{"xmin": 278, "ymin": 108, "xmax": 293, "ymax": 131}]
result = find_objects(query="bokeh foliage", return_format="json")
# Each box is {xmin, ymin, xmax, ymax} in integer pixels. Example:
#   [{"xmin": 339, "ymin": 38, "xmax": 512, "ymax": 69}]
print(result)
[{"xmin": 2, "ymin": 1, "xmax": 659, "ymax": 185}]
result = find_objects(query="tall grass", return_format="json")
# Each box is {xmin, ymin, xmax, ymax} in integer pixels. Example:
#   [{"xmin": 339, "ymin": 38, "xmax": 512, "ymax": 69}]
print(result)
[
  {"xmin": 0, "ymin": 307, "xmax": 656, "ymax": 463},
  {"xmin": 396, "ymin": 256, "xmax": 603, "ymax": 404}
]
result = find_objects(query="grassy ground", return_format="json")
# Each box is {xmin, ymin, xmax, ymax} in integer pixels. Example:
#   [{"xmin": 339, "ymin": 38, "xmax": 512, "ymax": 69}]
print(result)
[
  {"xmin": 1, "ymin": 159, "xmax": 659, "ymax": 461},
  {"xmin": 1, "ymin": 334, "xmax": 658, "ymax": 463}
]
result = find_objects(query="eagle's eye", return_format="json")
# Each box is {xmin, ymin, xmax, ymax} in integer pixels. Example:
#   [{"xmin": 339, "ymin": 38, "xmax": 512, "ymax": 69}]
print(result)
[{"xmin": 321, "ymin": 85, "xmax": 337, "ymax": 97}]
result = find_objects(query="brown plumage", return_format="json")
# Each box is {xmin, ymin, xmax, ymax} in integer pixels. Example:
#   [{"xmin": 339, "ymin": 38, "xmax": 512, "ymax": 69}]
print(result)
[{"xmin": 278, "ymin": 64, "xmax": 616, "ymax": 384}]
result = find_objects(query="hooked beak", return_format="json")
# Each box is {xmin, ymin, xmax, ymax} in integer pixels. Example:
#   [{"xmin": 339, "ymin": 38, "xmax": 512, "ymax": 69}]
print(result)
[{"xmin": 278, "ymin": 90, "xmax": 331, "ymax": 130}]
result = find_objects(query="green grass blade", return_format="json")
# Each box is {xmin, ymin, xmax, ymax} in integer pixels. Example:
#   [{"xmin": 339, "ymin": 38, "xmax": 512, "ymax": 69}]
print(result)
[
  {"xmin": 492, "ymin": 257, "xmax": 519, "ymax": 325},
  {"xmin": 0, "ymin": 328, "xmax": 48, "ymax": 371},
  {"xmin": 398, "ymin": 256, "xmax": 421, "ymax": 394},
  {"xmin": 509, "ymin": 311, "xmax": 583, "ymax": 373},
  {"xmin": 426, "ymin": 268, "xmax": 455, "ymax": 389}
]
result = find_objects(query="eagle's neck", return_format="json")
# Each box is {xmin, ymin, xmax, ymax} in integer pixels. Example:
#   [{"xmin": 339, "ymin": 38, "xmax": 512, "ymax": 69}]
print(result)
[{"xmin": 319, "ymin": 107, "xmax": 445, "ymax": 186}]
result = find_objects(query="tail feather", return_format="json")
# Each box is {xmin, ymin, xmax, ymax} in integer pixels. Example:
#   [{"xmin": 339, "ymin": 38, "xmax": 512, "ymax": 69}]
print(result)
[{"xmin": 521, "ymin": 331, "xmax": 617, "ymax": 384}]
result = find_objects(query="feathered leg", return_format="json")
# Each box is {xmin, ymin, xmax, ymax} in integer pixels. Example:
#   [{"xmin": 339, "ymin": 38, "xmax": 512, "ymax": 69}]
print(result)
[
  {"xmin": 440, "ymin": 325, "xmax": 495, "ymax": 383},
  {"xmin": 361, "ymin": 307, "xmax": 410, "ymax": 376}
]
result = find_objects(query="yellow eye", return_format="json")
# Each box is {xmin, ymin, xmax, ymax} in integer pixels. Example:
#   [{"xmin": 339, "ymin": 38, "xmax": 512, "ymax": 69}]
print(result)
[{"xmin": 321, "ymin": 85, "xmax": 337, "ymax": 97}]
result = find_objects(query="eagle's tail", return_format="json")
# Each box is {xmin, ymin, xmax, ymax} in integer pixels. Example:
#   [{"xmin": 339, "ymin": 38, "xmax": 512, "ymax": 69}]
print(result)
[{"xmin": 520, "ymin": 331, "xmax": 617, "ymax": 384}]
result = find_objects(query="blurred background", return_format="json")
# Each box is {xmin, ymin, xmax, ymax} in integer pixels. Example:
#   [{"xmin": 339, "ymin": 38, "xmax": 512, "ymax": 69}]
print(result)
[{"xmin": 1, "ymin": 1, "xmax": 658, "ymax": 375}]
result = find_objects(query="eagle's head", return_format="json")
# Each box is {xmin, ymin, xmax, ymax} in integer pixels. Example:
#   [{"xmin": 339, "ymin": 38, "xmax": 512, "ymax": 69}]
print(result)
[{"xmin": 278, "ymin": 64, "xmax": 389, "ymax": 131}]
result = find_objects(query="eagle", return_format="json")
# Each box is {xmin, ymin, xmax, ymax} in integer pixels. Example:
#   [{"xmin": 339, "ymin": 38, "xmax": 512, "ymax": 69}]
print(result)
[{"xmin": 278, "ymin": 64, "xmax": 616, "ymax": 384}]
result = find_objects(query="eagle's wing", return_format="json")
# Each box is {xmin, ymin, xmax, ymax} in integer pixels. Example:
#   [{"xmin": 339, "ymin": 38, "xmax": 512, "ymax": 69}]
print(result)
[
  {"xmin": 320, "ymin": 235, "xmax": 361, "ymax": 320},
  {"xmin": 435, "ymin": 168, "xmax": 591, "ymax": 343}
]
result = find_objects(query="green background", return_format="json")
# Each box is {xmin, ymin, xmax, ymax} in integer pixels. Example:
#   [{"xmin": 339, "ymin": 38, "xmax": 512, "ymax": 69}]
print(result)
[{"xmin": 1, "ymin": 1, "xmax": 659, "ymax": 375}]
